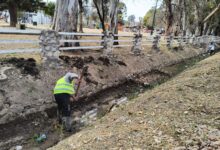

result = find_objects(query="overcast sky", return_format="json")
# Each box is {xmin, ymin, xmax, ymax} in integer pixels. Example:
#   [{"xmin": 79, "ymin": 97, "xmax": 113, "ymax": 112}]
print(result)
[{"xmin": 43, "ymin": 0, "xmax": 161, "ymax": 21}]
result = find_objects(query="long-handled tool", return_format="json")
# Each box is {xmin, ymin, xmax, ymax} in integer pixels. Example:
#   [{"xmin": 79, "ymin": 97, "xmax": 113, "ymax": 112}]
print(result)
[{"xmin": 75, "ymin": 66, "xmax": 88, "ymax": 97}]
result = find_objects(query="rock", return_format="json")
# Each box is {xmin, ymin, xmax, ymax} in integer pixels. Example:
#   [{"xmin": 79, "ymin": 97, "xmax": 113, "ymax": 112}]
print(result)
[
  {"xmin": 0, "ymin": 108, "xmax": 8, "ymax": 117},
  {"xmin": 184, "ymin": 111, "xmax": 188, "ymax": 115},
  {"xmin": 0, "ymin": 136, "xmax": 24, "ymax": 150},
  {"xmin": 153, "ymin": 136, "xmax": 161, "ymax": 144},
  {"xmin": 116, "ymin": 97, "xmax": 128, "ymax": 105}
]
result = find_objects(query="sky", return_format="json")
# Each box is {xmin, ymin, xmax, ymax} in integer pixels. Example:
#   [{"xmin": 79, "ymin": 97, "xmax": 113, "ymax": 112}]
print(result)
[
  {"xmin": 44, "ymin": 0, "xmax": 160, "ymax": 21},
  {"xmin": 122, "ymin": 0, "xmax": 159, "ymax": 21}
]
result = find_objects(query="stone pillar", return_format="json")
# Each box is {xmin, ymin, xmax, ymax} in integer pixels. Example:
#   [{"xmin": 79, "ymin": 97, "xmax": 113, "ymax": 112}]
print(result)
[
  {"xmin": 189, "ymin": 36, "xmax": 193, "ymax": 44},
  {"xmin": 178, "ymin": 36, "xmax": 183, "ymax": 48},
  {"xmin": 39, "ymin": 30, "xmax": 60, "ymax": 67},
  {"xmin": 102, "ymin": 31, "xmax": 114, "ymax": 56},
  {"xmin": 191, "ymin": 36, "xmax": 196, "ymax": 45},
  {"xmin": 152, "ymin": 34, "xmax": 160, "ymax": 51},
  {"xmin": 131, "ymin": 33, "xmax": 142, "ymax": 55},
  {"xmin": 166, "ymin": 35, "xmax": 173, "ymax": 49},
  {"xmin": 185, "ymin": 36, "xmax": 189, "ymax": 45}
]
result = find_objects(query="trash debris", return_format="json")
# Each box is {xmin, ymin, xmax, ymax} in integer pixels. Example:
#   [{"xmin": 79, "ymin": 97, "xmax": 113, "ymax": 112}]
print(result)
[
  {"xmin": 34, "ymin": 133, "xmax": 47, "ymax": 143},
  {"xmin": 15, "ymin": 145, "xmax": 23, "ymax": 150}
]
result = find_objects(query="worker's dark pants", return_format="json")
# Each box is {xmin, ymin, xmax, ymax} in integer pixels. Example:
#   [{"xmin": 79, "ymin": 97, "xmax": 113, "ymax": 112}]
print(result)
[{"xmin": 54, "ymin": 94, "xmax": 71, "ymax": 118}]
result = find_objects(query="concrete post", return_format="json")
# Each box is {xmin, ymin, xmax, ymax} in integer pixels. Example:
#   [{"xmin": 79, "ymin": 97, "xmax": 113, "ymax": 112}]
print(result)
[
  {"xmin": 152, "ymin": 34, "xmax": 160, "ymax": 51},
  {"xmin": 131, "ymin": 33, "xmax": 142, "ymax": 55},
  {"xmin": 39, "ymin": 30, "xmax": 60, "ymax": 67},
  {"xmin": 102, "ymin": 31, "xmax": 114, "ymax": 56}
]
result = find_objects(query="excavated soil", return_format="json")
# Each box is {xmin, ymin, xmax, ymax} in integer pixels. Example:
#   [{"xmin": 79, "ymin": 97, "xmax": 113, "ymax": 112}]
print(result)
[
  {"xmin": 0, "ymin": 46, "xmax": 208, "ymax": 149},
  {"xmin": 1, "ymin": 57, "xmax": 39, "ymax": 76}
]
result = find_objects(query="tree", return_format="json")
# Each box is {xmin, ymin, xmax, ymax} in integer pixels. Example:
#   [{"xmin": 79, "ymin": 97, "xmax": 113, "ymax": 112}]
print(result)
[
  {"xmin": 0, "ymin": 0, "xmax": 45, "ymax": 27},
  {"xmin": 143, "ymin": 8, "xmax": 154, "ymax": 27},
  {"xmin": 118, "ymin": 1, "xmax": 127, "ymax": 25},
  {"xmin": 53, "ymin": 0, "xmax": 78, "ymax": 32},
  {"xmin": 93, "ymin": 0, "xmax": 109, "ymax": 31},
  {"xmin": 109, "ymin": 0, "xmax": 119, "ymax": 32},
  {"xmin": 164, "ymin": 0, "xmax": 173, "ymax": 35},
  {"xmin": 78, "ymin": 0, "xmax": 89, "ymax": 32},
  {"xmin": 128, "ymin": 15, "xmax": 135, "ymax": 26},
  {"xmin": 108, "ymin": 0, "xmax": 119, "ymax": 45},
  {"xmin": 44, "ymin": 2, "xmax": 55, "ymax": 17},
  {"xmin": 149, "ymin": 0, "xmax": 220, "ymax": 36}
]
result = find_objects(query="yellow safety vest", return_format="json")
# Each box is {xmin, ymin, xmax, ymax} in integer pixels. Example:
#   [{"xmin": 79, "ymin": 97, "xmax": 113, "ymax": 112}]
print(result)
[{"xmin": 53, "ymin": 77, "xmax": 75, "ymax": 95}]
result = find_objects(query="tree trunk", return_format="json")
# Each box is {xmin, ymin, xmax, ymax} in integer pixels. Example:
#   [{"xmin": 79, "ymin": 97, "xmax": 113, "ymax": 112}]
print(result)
[
  {"xmin": 8, "ymin": 2, "xmax": 17, "ymax": 27},
  {"xmin": 54, "ymin": 0, "xmax": 79, "ymax": 47},
  {"xmin": 109, "ymin": 0, "xmax": 119, "ymax": 45},
  {"xmin": 182, "ymin": 0, "xmax": 187, "ymax": 36},
  {"xmin": 79, "ymin": 0, "xmax": 83, "ymax": 32},
  {"xmin": 165, "ymin": 0, "xmax": 173, "ymax": 35},
  {"xmin": 52, "ymin": 0, "xmax": 59, "ymax": 30},
  {"xmin": 203, "ymin": 22, "xmax": 209, "ymax": 35},
  {"xmin": 194, "ymin": 1, "xmax": 200, "ymax": 36},
  {"xmin": 54, "ymin": 0, "xmax": 78, "ymax": 32},
  {"xmin": 93, "ymin": 0, "xmax": 106, "ymax": 32}
]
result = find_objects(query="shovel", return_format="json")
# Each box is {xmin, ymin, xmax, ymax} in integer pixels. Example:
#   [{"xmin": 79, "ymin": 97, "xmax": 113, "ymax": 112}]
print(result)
[{"xmin": 74, "ymin": 66, "xmax": 88, "ymax": 98}]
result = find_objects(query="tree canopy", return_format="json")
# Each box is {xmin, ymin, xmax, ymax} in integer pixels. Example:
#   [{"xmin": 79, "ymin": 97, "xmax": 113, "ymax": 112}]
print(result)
[{"xmin": 0, "ymin": 0, "xmax": 45, "ymax": 26}]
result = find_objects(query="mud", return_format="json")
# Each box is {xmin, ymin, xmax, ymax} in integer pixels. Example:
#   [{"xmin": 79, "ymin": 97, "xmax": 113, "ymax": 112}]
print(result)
[{"xmin": 1, "ymin": 57, "xmax": 39, "ymax": 76}]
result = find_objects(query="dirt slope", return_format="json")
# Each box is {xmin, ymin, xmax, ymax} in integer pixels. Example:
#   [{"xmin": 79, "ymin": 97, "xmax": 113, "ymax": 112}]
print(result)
[
  {"xmin": 0, "ymin": 46, "xmax": 209, "ymax": 149},
  {"xmin": 49, "ymin": 53, "xmax": 220, "ymax": 150}
]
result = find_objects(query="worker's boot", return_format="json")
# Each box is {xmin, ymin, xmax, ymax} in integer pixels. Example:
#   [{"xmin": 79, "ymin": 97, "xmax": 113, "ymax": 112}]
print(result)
[
  {"xmin": 57, "ymin": 110, "xmax": 62, "ymax": 124},
  {"xmin": 62, "ymin": 117, "xmax": 72, "ymax": 132}
]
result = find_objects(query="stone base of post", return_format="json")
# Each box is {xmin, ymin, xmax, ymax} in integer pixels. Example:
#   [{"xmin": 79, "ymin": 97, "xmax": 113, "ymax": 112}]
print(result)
[
  {"xmin": 131, "ymin": 33, "xmax": 142, "ymax": 55},
  {"xmin": 39, "ymin": 30, "xmax": 61, "ymax": 68},
  {"xmin": 152, "ymin": 35, "xmax": 160, "ymax": 51},
  {"xmin": 166, "ymin": 36, "xmax": 172, "ymax": 49},
  {"xmin": 102, "ymin": 31, "xmax": 114, "ymax": 57}
]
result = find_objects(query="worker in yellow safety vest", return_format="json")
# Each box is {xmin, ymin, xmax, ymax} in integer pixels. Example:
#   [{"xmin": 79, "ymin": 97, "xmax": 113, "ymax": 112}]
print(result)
[{"xmin": 53, "ymin": 72, "xmax": 79, "ymax": 132}]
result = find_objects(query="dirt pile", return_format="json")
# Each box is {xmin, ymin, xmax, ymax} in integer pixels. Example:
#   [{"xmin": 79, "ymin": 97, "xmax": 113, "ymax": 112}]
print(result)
[
  {"xmin": 59, "ymin": 55, "xmax": 126, "ymax": 68},
  {"xmin": 59, "ymin": 56, "xmax": 94, "ymax": 69},
  {"xmin": 1, "ymin": 57, "xmax": 39, "ymax": 76},
  {"xmin": 49, "ymin": 53, "xmax": 220, "ymax": 150}
]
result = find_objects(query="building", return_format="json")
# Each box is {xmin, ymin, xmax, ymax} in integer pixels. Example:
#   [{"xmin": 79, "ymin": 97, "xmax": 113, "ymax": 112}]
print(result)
[{"xmin": 0, "ymin": 10, "xmax": 52, "ymax": 25}]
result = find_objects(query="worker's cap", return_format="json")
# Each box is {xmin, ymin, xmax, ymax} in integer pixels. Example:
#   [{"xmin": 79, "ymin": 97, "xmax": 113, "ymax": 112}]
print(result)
[{"xmin": 65, "ymin": 72, "xmax": 79, "ymax": 80}]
